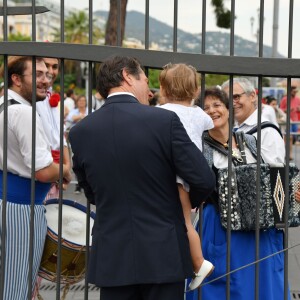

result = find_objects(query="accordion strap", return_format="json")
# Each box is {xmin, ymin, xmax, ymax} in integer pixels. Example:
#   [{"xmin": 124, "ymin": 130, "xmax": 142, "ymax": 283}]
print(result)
[
  {"xmin": 203, "ymin": 131, "xmax": 242, "ymax": 166},
  {"xmin": 235, "ymin": 132, "xmax": 247, "ymax": 164},
  {"xmin": 0, "ymin": 99, "xmax": 20, "ymax": 114}
]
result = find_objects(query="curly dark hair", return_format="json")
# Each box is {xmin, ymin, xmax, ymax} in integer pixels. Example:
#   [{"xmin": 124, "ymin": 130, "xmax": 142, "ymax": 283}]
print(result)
[{"xmin": 204, "ymin": 87, "xmax": 229, "ymax": 109}]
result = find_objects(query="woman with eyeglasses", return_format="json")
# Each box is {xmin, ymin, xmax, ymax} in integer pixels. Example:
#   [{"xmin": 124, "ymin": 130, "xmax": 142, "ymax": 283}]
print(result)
[
  {"xmin": 159, "ymin": 63, "xmax": 215, "ymax": 291},
  {"xmin": 187, "ymin": 86, "xmax": 291, "ymax": 300}
]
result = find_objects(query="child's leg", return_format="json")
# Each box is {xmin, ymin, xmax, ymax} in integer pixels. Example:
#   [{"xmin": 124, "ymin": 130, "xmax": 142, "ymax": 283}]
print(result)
[{"xmin": 178, "ymin": 184, "xmax": 204, "ymax": 271}]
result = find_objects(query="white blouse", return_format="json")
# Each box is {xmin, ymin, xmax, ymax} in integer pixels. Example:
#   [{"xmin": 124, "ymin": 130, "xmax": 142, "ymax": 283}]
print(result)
[{"xmin": 213, "ymin": 147, "xmax": 257, "ymax": 169}]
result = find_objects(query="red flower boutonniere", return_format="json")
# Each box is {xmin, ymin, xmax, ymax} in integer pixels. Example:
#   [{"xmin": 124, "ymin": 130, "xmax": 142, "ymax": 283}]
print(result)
[{"xmin": 49, "ymin": 93, "xmax": 60, "ymax": 107}]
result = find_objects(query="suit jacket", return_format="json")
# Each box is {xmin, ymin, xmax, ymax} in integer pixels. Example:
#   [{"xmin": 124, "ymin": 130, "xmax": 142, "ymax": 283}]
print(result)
[{"xmin": 69, "ymin": 95, "xmax": 215, "ymax": 287}]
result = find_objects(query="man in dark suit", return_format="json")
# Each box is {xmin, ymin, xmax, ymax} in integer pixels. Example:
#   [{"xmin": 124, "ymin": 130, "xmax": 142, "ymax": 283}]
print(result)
[{"xmin": 69, "ymin": 56, "xmax": 215, "ymax": 300}]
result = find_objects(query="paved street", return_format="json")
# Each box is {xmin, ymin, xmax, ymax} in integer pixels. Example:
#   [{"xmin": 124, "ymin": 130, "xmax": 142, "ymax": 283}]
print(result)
[{"xmin": 38, "ymin": 145, "xmax": 300, "ymax": 299}]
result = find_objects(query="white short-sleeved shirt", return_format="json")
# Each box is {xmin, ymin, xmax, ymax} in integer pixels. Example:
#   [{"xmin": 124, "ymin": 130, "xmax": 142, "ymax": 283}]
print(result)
[
  {"xmin": 262, "ymin": 104, "xmax": 279, "ymax": 127},
  {"xmin": 0, "ymin": 89, "xmax": 53, "ymax": 178},
  {"xmin": 160, "ymin": 103, "xmax": 214, "ymax": 151},
  {"xmin": 64, "ymin": 97, "xmax": 75, "ymax": 112},
  {"xmin": 234, "ymin": 109, "xmax": 285, "ymax": 164},
  {"xmin": 36, "ymin": 89, "xmax": 67, "ymax": 150}
]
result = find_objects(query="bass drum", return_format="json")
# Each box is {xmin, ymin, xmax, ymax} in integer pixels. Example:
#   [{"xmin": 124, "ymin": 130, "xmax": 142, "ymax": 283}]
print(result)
[{"xmin": 38, "ymin": 199, "xmax": 95, "ymax": 284}]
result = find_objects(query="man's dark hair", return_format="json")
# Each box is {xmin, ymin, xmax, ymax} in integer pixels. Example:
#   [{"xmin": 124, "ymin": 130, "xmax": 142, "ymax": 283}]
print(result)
[
  {"xmin": 66, "ymin": 89, "xmax": 74, "ymax": 97},
  {"xmin": 265, "ymin": 95, "xmax": 277, "ymax": 105},
  {"xmin": 97, "ymin": 56, "xmax": 142, "ymax": 98},
  {"xmin": 0, "ymin": 56, "xmax": 44, "ymax": 88}
]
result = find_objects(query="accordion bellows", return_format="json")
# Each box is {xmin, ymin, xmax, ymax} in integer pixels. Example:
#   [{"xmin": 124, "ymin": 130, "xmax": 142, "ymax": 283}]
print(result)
[{"xmin": 218, "ymin": 163, "xmax": 300, "ymax": 231}]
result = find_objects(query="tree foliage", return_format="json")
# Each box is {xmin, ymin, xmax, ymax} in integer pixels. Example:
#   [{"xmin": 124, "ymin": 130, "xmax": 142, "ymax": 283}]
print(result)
[
  {"xmin": 205, "ymin": 74, "xmax": 229, "ymax": 87},
  {"xmin": 0, "ymin": 33, "xmax": 31, "ymax": 68},
  {"xmin": 148, "ymin": 71, "xmax": 231, "ymax": 91},
  {"xmin": 211, "ymin": 0, "xmax": 231, "ymax": 29},
  {"xmin": 51, "ymin": 10, "xmax": 103, "ymax": 82},
  {"xmin": 52, "ymin": 11, "xmax": 103, "ymax": 44},
  {"xmin": 148, "ymin": 69, "xmax": 161, "ymax": 89}
]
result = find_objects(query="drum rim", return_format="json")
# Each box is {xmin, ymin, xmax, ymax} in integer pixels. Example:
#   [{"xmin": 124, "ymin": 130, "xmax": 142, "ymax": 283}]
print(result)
[
  {"xmin": 45, "ymin": 198, "xmax": 96, "ymax": 219},
  {"xmin": 44, "ymin": 198, "xmax": 95, "ymax": 247}
]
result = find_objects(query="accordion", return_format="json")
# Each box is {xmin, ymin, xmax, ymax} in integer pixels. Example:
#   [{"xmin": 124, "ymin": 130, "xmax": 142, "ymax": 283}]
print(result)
[{"xmin": 218, "ymin": 163, "xmax": 300, "ymax": 231}]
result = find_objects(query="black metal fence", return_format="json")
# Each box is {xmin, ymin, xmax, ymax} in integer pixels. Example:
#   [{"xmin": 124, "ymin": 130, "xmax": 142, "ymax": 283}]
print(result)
[{"xmin": 0, "ymin": 0, "xmax": 299, "ymax": 299}]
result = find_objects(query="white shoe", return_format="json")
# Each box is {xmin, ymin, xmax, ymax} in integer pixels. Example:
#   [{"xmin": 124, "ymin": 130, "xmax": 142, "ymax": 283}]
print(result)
[{"xmin": 187, "ymin": 260, "xmax": 214, "ymax": 291}]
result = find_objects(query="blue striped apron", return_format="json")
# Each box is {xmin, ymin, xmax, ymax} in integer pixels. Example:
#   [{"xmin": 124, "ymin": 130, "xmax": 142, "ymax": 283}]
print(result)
[{"xmin": 0, "ymin": 170, "xmax": 51, "ymax": 300}]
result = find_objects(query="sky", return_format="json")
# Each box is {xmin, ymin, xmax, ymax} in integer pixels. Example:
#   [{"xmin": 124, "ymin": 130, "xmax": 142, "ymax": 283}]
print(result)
[{"xmin": 63, "ymin": 0, "xmax": 300, "ymax": 58}]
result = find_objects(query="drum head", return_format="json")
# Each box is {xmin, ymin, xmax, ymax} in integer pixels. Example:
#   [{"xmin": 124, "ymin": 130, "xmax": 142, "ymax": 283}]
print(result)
[{"xmin": 45, "ymin": 199, "xmax": 95, "ymax": 246}]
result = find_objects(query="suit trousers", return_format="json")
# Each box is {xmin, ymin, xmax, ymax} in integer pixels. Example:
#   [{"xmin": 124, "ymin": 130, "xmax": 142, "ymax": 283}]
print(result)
[{"xmin": 100, "ymin": 281, "xmax": 185, "ymax": 300}]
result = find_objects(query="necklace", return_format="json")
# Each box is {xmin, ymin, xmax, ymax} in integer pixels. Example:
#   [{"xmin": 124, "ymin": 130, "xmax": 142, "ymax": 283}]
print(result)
[{"xmin": 208, "ymin": 133, "xmax": 229, "ymax": 149}]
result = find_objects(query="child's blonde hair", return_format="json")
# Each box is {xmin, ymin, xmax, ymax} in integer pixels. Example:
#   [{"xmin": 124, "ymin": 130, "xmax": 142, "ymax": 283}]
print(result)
[{"xmin": 159, "ymin": 63, "xmax": 200, "ymax": 102}]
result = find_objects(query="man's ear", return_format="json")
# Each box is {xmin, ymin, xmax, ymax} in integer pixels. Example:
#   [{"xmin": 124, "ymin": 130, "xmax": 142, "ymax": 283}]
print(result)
[
  {"xmin": 122, "ymin": 68, "xmax": 133, "ymax": 86},
  {"xmin": 250, "ymin": 91, "xmax": 257, "ymax": 104},
  {"xmin": 11, "ymin": 74, "xmax": 22, "ymax": 87}
]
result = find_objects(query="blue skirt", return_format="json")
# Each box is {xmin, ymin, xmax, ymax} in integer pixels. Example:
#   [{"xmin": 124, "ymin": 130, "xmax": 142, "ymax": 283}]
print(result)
[{"xmin": 186, "ymin": 204, "xmax": 290, "ymax": 300}]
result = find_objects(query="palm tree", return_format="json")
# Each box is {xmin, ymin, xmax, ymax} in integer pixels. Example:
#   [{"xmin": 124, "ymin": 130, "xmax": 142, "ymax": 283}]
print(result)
[
  {"xmin": 52, "ymin": 11, "xmax": 103, "ymax": 79},
  {"xmin": 52, "ymin": 11, "xmax": 102, "ymax": 44}
]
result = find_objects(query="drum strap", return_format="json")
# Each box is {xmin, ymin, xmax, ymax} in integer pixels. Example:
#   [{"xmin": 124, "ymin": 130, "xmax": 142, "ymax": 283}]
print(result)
[{"xmin": 0, "ymin": 99, "xmax": 20, "ymax": 114}]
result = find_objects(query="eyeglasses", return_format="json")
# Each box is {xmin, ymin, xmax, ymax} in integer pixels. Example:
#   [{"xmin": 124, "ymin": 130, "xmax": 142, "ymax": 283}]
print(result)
[
  {"xmin": 163, "ymin": 62, "xmax": 173, "ymax": 70},
  {"xmin": 232, "ymin": 92, "xmax": 246, "ymax": 101},
  {"xmin": 21, "ymin": 71, "xmax": 53, "ymax": 82}
]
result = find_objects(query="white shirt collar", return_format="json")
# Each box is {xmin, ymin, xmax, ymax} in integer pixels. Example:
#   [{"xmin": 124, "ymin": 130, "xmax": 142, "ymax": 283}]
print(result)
[
  {"xmin": 234, "ymin": 109, "xmax": 269, "ymax": 130},
  {"xmin": 7, "ymin": 89, "xmax": 31, "ymax": 106},
  {"xmin": 107, "ymin": 92, "xmax": 135, "ymax": 98}
]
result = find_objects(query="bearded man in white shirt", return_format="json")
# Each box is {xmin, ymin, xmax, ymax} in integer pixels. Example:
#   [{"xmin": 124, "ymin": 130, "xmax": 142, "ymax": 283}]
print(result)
[{"xmin": 0, "ymin": 56, "xmax": 71, "ymax": 300}]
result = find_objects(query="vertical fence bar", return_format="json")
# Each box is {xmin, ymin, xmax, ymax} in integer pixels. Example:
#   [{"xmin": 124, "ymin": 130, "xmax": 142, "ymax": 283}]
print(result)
[
  {"xmin": 197, "ymin": 2, "xmax": 207, "ymax": 299},
  {"xmin": 84, "ymin": 0, "xmax": 94, "ymax": 299},
  {"xmin": 255, "ymin": 75, "xmax": 263, "ymax": 300},
  {"xmin": 199, "ymin": 0, "xmax": 206, "ymax": 109},
  {"xmin": 226, "ymin": 76, "xmax": 233, "ymax": 300},
  {"xmin": 258, "ymin": 0, "xmax": 264, "ymax": 58},
  {"xmin": 117, "ymin": 0, "xmax": 121, "ymax": 47},
  {"xmin": 144, "ymin": 0, "xmax": 150, "ymax": 77},
  {"xmin": 56, "ymin": 0, "xmax": 65, "ymax": 298},
  {"xmin": 285, "ymin": 78, "xmax": 292, "ymax": 300},
  {"xmin": 254, "ymin": 1, "xmax": 265, "ymax": 299},
  {"xmin": 28, "ymin": 0, "xmax": 37, "ymax": 298},
  {"xmin": 145, "ymin": 0, "xmax": 150, "ymax": 50},
  {"xmin": 285, "ymin": 1, "xmax": 294, "ymax": 299},
  {"xmin": 173, "ymin": 0, "xmax": 178, "ymax": 52},
  {"xmin": 226, "ymin": 1, "xmax": 236, "ymax": 298},
  {"xmin": 0, "ymin": 0, "xmax": 8, "ymax": 298}
]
